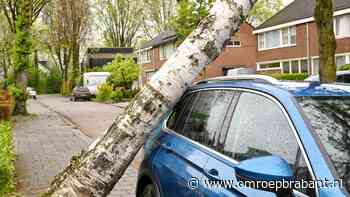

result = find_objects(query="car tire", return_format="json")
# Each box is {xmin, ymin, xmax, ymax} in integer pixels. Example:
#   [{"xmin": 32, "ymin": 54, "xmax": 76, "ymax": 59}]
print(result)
[
  {"xmin": 33, "ymin": 96, "xmax": 37, "ymax": 100},
  {"xmin": 140, "ymin": 182, "xmax": 160, "ymax": 197}
]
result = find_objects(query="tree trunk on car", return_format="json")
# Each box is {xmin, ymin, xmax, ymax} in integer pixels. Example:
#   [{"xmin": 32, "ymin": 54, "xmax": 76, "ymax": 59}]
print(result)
[
  {"xmin": 44, "ymin": 0, "xmax": 257, "ymax": 196},
  {"xmin": 315, "ymin": 0, "xmax": 337, "ymax": 82}
]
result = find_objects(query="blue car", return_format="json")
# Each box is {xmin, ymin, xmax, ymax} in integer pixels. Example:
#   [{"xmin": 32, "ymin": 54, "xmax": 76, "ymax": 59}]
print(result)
[{"xmin": 136, "ymin": 76, "xmax": 350, "ymax": 197}]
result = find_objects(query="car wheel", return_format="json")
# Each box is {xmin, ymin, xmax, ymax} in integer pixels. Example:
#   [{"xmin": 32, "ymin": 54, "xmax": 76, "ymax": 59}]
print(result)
[
  {"xmin": 140, "ymin": 182, "xmax": 159, "ymax": 197},
  {"xmin": 33, "ymin": 96, "xmax": 37, "ymax": 100}
]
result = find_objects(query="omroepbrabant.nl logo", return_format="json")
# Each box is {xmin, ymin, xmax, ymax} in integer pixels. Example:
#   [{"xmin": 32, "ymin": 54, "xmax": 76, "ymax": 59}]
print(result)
[{"xmin": 188, "ymin": 177, "xmax": 343, "ymax": 191}]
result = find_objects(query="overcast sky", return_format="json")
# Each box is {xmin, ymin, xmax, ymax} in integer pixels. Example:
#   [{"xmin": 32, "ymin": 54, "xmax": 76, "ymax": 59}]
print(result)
[{"xmin": 284, "ymin": 0, "xmax": 294, "ymax": 5}]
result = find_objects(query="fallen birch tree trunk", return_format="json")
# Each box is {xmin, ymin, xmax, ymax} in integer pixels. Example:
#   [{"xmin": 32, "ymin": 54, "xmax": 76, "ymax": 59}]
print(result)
[{"xmin": 45, "ymin": 0, "xmax": 256, "ymax": 196}]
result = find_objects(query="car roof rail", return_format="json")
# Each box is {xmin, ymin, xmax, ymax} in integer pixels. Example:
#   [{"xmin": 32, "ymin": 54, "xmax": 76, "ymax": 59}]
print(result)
[{"xmin": 196, "ymin": 75, "xmax": 280, "ymax": 85}]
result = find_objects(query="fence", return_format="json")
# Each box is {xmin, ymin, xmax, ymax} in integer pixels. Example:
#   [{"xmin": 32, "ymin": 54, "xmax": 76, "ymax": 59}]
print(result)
[{"xmin": 0, "ymin": 90, "xmax": 12, "ymax": 121}]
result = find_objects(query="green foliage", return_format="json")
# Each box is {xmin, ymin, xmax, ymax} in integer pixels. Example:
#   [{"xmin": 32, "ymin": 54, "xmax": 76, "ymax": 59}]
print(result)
[
  {"xmin": 13, "ymin": 0, "xmax": 32, "ymax": 74},
  {"xmin": 8, "ymin": 84, "xmax": 24, "ymax": 98},
  {"xmin": 103, "ymin": 56, "xmax": 139, "ymax": 89},
  {"xmin": 110, "ymin": 89, "xmax": 124, "ymax": 102},
  {"xmin": 122, "ymin": 89, "xmax": 139, "ymax": 99},
  {"xmin": 248, "ymin": 0, "xmax": 284, "ymax": 26},
  {"xmin": 266, "ymin": 73, "xmax": 309, "ymax": 81},
  {"xmin": 338, "ymin": 64, "xmax": 350, "ymax": 71},
  {"xmin": 170, "ymin": 0, "xmax": 214, "ymax": 45},
  {"xmin": 96, "ymin": 83, "xmax": 114, "ymax": 102},
  {"xmin": 0, "ymin": 121, "xmax": 16, "ymax": 196},
  {"xmin": 27, "ymin": 67, "xmax": 62, "ymax": 94}
]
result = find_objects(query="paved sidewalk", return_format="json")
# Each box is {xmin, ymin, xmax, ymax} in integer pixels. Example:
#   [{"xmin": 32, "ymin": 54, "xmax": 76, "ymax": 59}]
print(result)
[{"xmin": 14, "ymin": 100, "xmax": 138, "ymax": 196}]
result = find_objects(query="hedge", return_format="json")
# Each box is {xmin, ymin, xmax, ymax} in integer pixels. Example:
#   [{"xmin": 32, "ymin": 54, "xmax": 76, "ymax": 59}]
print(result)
[
  {"xmin": 0, "ymin": 121, "xmax": 16, "ymax": 196},
  {"xmin": 264, "ymin": 73, "xmax": 309, "ymax": 81},
  {"xmin": 338, "ymin": 64, "xmax": 350, "ymax": 71}
]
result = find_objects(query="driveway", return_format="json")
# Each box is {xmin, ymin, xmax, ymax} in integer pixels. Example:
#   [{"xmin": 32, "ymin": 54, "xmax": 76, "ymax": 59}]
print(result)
[{"xmin": 14, "ymin": 95, "xmax": 140, "ymax": 196}]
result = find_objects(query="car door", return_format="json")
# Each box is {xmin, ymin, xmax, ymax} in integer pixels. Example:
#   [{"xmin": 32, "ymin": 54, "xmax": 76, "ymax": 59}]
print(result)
[
  {"xmin": 203, "ymin": 91, "xmax": 316, "ymax": 197},
  {"xmin": 153, "ymin": 89, "xmax": 236, "ymax": 197}
]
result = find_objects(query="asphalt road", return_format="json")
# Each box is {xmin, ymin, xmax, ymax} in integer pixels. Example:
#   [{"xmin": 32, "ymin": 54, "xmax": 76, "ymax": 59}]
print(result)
[{"xmin": 37, "ymin": 94, "xmax": 126, "ymax": 138}]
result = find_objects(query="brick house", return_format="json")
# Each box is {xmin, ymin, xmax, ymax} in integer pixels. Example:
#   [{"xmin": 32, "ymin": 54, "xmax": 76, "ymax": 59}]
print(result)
[
  {"xmin": 137, "ymin": 31, "xmax": 177, "ymax": 86},
  {"xmin": 137, "ymin": 23, "xmax": 257, "ymax": 85},
  {"xmin": 254, "ymin": 0, "xmax": 350, "ymax": 75},
  {"xmin": 202, "ymin": 23, "xmax": 257, "ymax": 79}
]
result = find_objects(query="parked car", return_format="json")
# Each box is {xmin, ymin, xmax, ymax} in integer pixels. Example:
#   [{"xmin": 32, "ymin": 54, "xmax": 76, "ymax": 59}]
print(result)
[
  {"xmin": 305, "ymin": 70, "xmax": 350, "ymax": 83},
  {"xmin": 83, "ymin": 72, "xmax": 111, "ymax": 95},
  {"xmin": 26, "ymin": 87, "xmax": 37, "ymax": 99},
  {"xmin": 71, "ymin": 86, "xmax": 91, "ymax": 101},
  {"xmin": 137, "ymin": 75, "xmax": 350, "ymax": 197}
]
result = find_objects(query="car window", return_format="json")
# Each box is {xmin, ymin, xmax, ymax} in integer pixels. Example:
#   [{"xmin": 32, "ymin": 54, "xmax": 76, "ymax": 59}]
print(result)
[
  {"xmin": 294, "ymin": 149, "xmax": 316, "ymax": 196},
  {"xmin": 167, "ymin": 94, "xmax": 195, "ymax": 132},
  {"xmin": 343, "ymin": 74, "xmax": 350, "ymax": 83},
  {"xmin": 224, "ymin": 92, "xmax": 299, "ymax": 167},
  {"xmin": 168, "ymin": 90, "xmax": 235, "ymax": 151},
  {"xmin": 336, "ymin": 75, "xmax": 345, "ymax": 83}
]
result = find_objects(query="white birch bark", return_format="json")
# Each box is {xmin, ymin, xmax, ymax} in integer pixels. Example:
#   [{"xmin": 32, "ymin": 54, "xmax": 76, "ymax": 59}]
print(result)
[{"xmin": 45, "ymin": 0, "xmax": 256, "ymax": 196}]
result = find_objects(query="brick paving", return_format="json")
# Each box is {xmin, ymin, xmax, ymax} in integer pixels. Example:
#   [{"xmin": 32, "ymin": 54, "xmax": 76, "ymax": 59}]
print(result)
[{"xmin": 13, "ymin": 99, "xmax": 138, "ymax": 196}]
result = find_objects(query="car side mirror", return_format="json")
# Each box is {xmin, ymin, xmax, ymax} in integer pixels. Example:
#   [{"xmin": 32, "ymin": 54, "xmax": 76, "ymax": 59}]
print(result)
[{"xmin": 234, "ymin": 155, "xmax": 294, "ymax": 196}]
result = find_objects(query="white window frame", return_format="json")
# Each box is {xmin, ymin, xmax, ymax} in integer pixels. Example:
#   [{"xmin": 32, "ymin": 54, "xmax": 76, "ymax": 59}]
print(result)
[
  {"xmin": 160, "ymin": 43, "xmax": 175, "ymax": 60},
  {"xmin": 258, "ymin": 26, "xmax": 297, "ymax": 51},
  {"xmin": 138, "ymin": 48, "xmax": 152, "ymax": 64},
  {"xmin": 144, "ymin": 69, "xmax": 156, "ymax": 81},
  {"xmin": 311, "ymin": 53, "xmax": 350, "ymax": 75},
  {"xmin": 334, "ymin": 13, "xmax": 350, "ymax": 39},
  {"xmin": 257, "ymin": 57, "xmax": 310, "ymax": 74},
  {"xmin": 227, "ymin": 41, "xmax": 241, "ymax": 48}
]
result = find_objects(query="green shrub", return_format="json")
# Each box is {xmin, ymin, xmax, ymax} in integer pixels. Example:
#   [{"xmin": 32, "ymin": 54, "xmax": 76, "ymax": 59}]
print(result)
[
  {"xmin": 111, "ymin": 89, "xmax": 124, "ymax": 102},
  {"xmin": 338, "ymin": 64, "xmax": 350, "ymax": 71},
  {"xmin": 0, "ymin": 121, "xmax": 16, "ymax": 196},
  {"xmin": 27, "ymin": 67, "xmax": 62, "ymax": 94},
  {"xmin": 96, "ymin": 84, "xmax": 114, "ymax": 102},
  {"xmin": 123, "ymin": 89, "xmax": 139, "ymax": 99},
  {"xmin": 103, "ymin": 56, "xmax": 139, "ymax": 89},
  {"xmin": 265, "ymin": 73, "xmax": 309, "ymax": 81}
]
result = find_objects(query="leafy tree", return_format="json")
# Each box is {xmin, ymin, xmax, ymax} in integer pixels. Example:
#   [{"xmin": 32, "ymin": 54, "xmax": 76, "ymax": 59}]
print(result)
[
  {"xmin": 12, "ymin": 0, "xmax": 33, "ymax": 114},
  {"xmin": 97, "ymin": 0, "xmax": 143, "ymax": 47},
  {"xmin": 104, "ymin": 56, "xmax": 139, "ymax": 89},
  {"xmin": 170, "ymin": 0, "xmax": 214, "ymax": 45},
  {"xmin": 315, "ymin": 0, "xmax": 336, "ymax": 82},
  {"xmin": 42, "ymin": 0, "xmax": 91, "ymax": 95},
  {"xmin": 141, "ymin": 0, "xmax": 177, "ymax": 39},
  {"xmin": 248, "ymin": 0, "xmax": 283, "ymax": 26},
  {"xmin": 0, "ymin": 0, "xmax": 48, "ymax": 114}
]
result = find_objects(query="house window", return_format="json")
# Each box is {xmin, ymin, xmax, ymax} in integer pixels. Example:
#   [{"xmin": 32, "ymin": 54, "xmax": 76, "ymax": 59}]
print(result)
[
  {"xmin": 260, "ymin": 58, "xmax": 309, "ymax": 74},
  {"xmin": 227, "ymin": 40, "xmax": 241, "ymax": 47},
  {"xmin": 138, "ymin": 49, "xmax": 151, "ymax": 64},
  {"xmin": 160, "ymin": 43, "xmax": 175, "ymax": 60},
  {"xmin": 282, "ymin": 61, "xmax": 290, "ymax": 73},
  {"xmin": 258, "ymin": 26, "xmax": 296, "ymax": 50},
  {"xmin": 301, "ymin": 59, "xmax": 308, "ymax": 73},
  {"xmin": 291, "ymin": 60, "xmax": 299, "ymax": 73},
  {"xmin": 336, "ymin": 55, "xmax": 346, "ymax": 68},
  {"xmin": 313, "ymin": 58, "xmax": 319, "ymax": 75},
  {"xmin": 258, "ymin": 34, "xmax": 265, "ymax": 49},
  {"xmin": 335, "ymin": 14, "xmax": 350, "ymax": 37},
  {"xmin": 259, "ymin": 62, "xmax": 281, "ymax": 70},
  {"xmin": 145, "ymin": 71, "xmax": 155, "ymax": 81}
]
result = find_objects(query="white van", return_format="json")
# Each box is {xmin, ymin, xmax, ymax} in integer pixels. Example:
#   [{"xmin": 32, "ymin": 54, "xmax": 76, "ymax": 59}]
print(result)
[{"xmin": 83, "ymin": 72, "xmax": 111, "ymax": 95}]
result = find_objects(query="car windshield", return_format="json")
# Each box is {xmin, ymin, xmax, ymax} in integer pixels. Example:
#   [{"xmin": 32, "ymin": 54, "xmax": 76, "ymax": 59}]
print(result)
[{"xmin": 297, "ymin": 97, "xmax": 350, "ymax": 191}]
